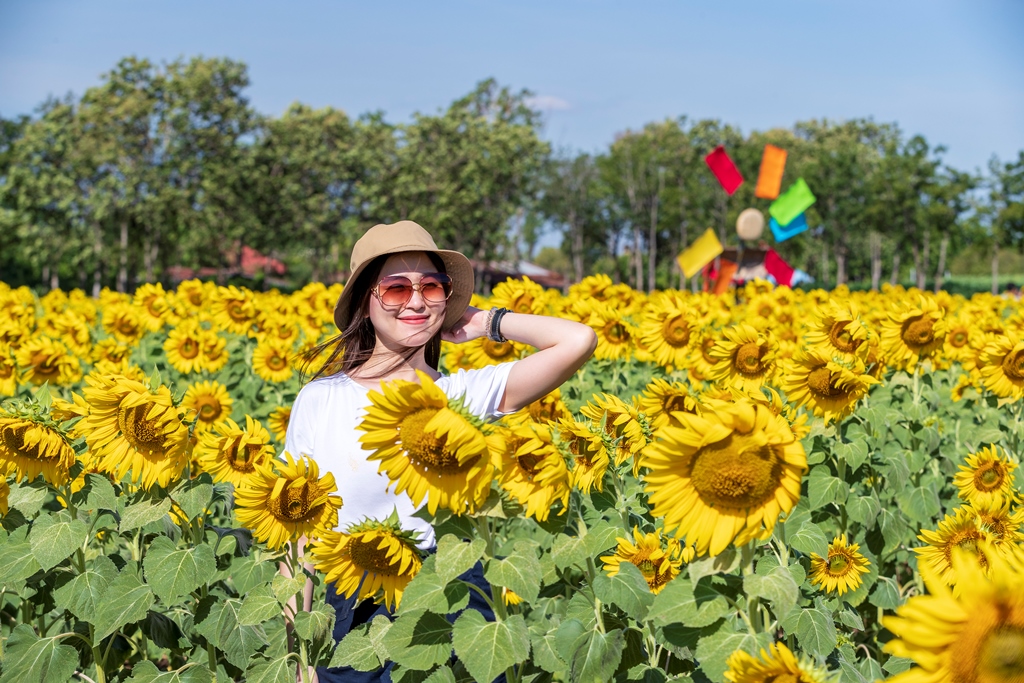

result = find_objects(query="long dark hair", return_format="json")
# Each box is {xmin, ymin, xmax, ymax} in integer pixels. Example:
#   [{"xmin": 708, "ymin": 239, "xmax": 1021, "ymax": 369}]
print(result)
[{"xmin": 301, "ymin": 252, "xmax": 445, "ymax": 383}]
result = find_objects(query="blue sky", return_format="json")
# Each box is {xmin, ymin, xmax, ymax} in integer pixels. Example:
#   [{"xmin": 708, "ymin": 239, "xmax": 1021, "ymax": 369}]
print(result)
[{"xmin": 1, "ymin": 0, "xmax": 1022, "ymax": 174}]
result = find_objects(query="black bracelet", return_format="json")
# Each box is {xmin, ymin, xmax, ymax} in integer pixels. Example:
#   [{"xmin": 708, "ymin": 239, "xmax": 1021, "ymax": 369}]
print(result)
[{"xmin": 489, "ymin": 307, "xmax": 510, "ymax": 343}]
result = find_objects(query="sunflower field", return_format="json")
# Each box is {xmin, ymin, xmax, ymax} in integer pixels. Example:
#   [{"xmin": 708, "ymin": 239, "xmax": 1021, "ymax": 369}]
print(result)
[{"xmin": 1, "ymin": 275, "xmax": 1023, "ymax": 683}]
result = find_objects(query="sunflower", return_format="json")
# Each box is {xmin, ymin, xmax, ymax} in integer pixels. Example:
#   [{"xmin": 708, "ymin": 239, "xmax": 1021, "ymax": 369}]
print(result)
[
  {"xmin": 102, "ymin": 302, "xmax": 146, "ymax": 344},
  {"xmin": 804, "ymin": 299, "xmax": 870, "ymax": 363},
  {"xmin": 915, "ymin": 506, "xmax": 1008, "ymax": 588},
  {"xmin": 133, "ymin": 282, "xmax": 171, "ymax": 332},
  {"xmin": 164, "ymin": 321, "xmax": 206, "ymax": 374},
  {"xmin": 0, "ymin": 413, "xmax": 76, "ymax": 485},
  {"xmin": 195, "ymin": 416, "xmax": 275, "ymax": 487},
  {"xmin": 309, "ymin": 516, "xmax": 423, "ymax": 611},
  {"xmin": 638, "ymin": 297, "xmax": 696, "ymax": 371},
  {"xmin": 707, "ymin": 324, "xmax": 777, "ymax": 392},
  {"xmin": 489, "ymin": 276, "xmax": 549, "ymax": 316},
  {"xmin": 254, "ymin": 312, "xmax": 301, "ymax": 347},
  {"xmin": 234, "ymin": 451, "xmax": 342, "ymax": 550},
  {"xmin": 809, "ymin": 534, "xmax": 871, "ymax": 596},
  {"xmin": 91, "ymin": 338, "xmax": 132, "ymax": 366},
  {"xmin": 883, "ymin": 541, "xmax": 1024, "ymax": 683},
  {"xmin": 502, "ymin": 587, "xmax": 523, "ymax": 606},
  {"xmin": 880, "ymin": 295, "xmax": 947, "ymax": 371},
  {"xmin": 211, "ymin": 285, "xmax": 258, "ymax": 335},
  {"xmin": 252, "ymin": 339, "xmax": 294, "ymax": 383},
  {"xmin": 200, "ymin": 331, "xmax": 229, "ymax": 373},
  {"xmin": 175, "ymin": 279, "xmax": 208, "ymax": 312},
  {"xmin": 636, "ymin": 378, "xmax": 701, "ymax": 431},
  {"xmin": 15, "ymin": 337, "xmax": 82, "ymax": 386},
  {"xmin": 0, "ymin": 343, "xmax": 17, "ymax": 396},
  {"xmin": 978, "ymin": 334, "xmax": 1024, "ymax": 400},
  {"xmin": 600, "ymin": 527, "xmax": 683, "ymax": 594},
  {"xmin": 77, "ymin": 374, "xmax": 190, "ymax": 490},
  {"xmin": 557, "ymin": 417, "xmax": 609, "ymax": 494},
  {"xmin": 181, "ymin": 381, "xmax": 234, "ymax": 435},
  {"xmin": 972, "ymin": 498, "xmax": 1024, "ymax": 543},
  {"xmin": 587, "ymin": 303, "xmax": 636, "ymax": 361},
  {"xmin": 643, "ymin": 397, "xmax": 807, "ymax": 557},
  {"xmin": 504, "ymin": 388, "xmax": 570, "ymax": 427},
  {"xmin": 944, "ymin": 315, "xmax": 976, "ymax": 365},
  {"xmin": 724, "ymin": 642, "xmax": 834, "ymax": 683},
  {"xmin": 52, "ymin": 312, "xmax": 92, "ymax": 357},
  {"xmin": 460, "ymin": 336, "xmax": 525, "ymax": 369},
  {"xmin": 0, "ymin": 478, "xmax": 8, "ymax": 515},
  {"xmin": 267, "ymin": 405, "xmax": 291, "ymax": 443},
  {"xmin": 358, "ymin": 371, "xmax": 496, "ymax": 516},
  {"xmin": 580, "ymin": 393, "xmax": 650, "ymax": 469},
  {"xmin": 495, "ymin": 423, "xmax": 570, "ymax": 522},
  {"xmin": 954, "ymin": 446, "xmax": 1018, "ymax": 508},
  {"xmin": 779, "ymin": 349, "xmax": 877, "ymax": 425},
  {"xmin": 686, "ymin": 331, "xmax": 719, "ymax": 385}
]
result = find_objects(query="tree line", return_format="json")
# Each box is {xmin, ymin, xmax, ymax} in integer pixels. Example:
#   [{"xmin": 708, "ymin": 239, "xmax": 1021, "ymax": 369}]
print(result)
[{"xmin": 1, "ymin": 56, "xmax": 1022, "ymax": 295}]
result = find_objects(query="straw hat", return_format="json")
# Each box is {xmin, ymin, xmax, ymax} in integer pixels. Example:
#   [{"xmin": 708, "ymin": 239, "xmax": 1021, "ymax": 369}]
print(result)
[{"xmin": 333, "ymin": 221, "xmax": 475, "ymax": 332}]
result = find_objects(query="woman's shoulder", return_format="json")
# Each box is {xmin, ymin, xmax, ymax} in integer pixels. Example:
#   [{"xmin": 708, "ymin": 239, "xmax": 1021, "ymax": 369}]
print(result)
[{"xmin": 293, "ymin": 373, "xmax": 357, "ymax": 409}]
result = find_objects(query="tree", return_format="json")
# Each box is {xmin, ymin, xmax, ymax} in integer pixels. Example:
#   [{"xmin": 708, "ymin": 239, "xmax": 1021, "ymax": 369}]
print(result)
[
  {"xmin": 250, "ymin": 103, "xmax": 364, "ymax": 282},
  {"xmin": 983, "ymin": 152, "xmax": 1024, "ymax": 293},
  {"xmin": 541, "ymin": 151, "xmax": 603, "ymax": 283},
  {"xmin": 380, "ymin": 79, "xmax": 550, "ymax": 287}
]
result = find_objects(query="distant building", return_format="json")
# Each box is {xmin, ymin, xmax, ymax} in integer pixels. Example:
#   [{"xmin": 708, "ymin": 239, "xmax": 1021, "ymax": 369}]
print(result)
[{"xmin": 475, "ymin": 259, "xmax": 567, "ymax": 292}]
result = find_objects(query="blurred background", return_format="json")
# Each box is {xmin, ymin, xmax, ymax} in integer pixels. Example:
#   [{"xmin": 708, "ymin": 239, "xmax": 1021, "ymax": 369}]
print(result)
[{"xmin": 1, "ymin": 0, "xmax": 1022, "ymax": 295}]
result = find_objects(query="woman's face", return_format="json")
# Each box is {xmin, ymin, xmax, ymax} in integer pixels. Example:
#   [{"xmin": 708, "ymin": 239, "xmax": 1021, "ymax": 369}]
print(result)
[{"xmin": 367, "ymin": 252, "xmax": 447, "ymax": 349}]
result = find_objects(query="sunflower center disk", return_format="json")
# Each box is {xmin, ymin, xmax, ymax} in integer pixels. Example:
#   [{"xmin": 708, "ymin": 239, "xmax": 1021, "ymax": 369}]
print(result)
[
  {"xmin": 1001, "ymin": 350, "xmax": 1024, "ymax": 381},
  {"xmin": 950, "ymin": 329, "xmax": 968, "ymax": 348},
  {"xmin": 2, "ymin": 425, "xmax": 42, "ymax": 460},
  {"xmin": 349, "ymin": 536, "xmax": 399, "ymax": 575},
  {"xmin": 733, "ymin": 342, "xmax": 766, "ymax": 377},
  {"xmin": 197, "ymin": 397, "xmax": 222, "ymax": 421},
  {"xmin": 180, "ymin": 339, "xmax": 200, "ymax": 359},
  {"xmin": 829, "ymin": 321, "xmax": 859, "ymax": 353},
  {"xmin": 117, "ymin": 403, "xmax": 165, "ymax": 455},
  {"xmin": 943, "ymin": 530, "xmax": 988, "ymax": 569},
  {"xmin": 34, "ymin": 358, "xmax": 60, "ymax": 377},
  {"xmin": 700, "ymin": 339, "xmax": 716, "ymax": 364},
  {"xmin": 661, "ymin": 316, "xmax": 691, "ymax": 348},
  {"xmin": 976, "ymin": 464, "xmax": 1005, "ymax": 491},
  {"xmin": 807, "ymin": 367, "xmax": 844, "ymax": 398},
  {"xmin": 901, "ymin": 316, "xmax": 935, "ymax": 349},
  {"xmin": 273, "ymin": 482, "xmax": 324, "ymax": 523},
  {"xmin": 663, "ymin": 396, "xmax": 693, "ymax": 415},
  {"xmin": 266, "ymin": 354, "xmax": 288, "ymax": 371},
  {"xmin": 604, "ymin": 322, "xmax": 629, "ymax": 345},
  {"xmin": 484, "ymin": 340, "xmax": 516, "ymax": 360},
  {"xmin": 827, "ymin": 552, "xmax": 851, "ymax": 575},
  {"xmin": 517, "ymin": 453, "xmax": 543, "ymax": 477},
  {"xmin": 978, "ymin": 626, "xmax": 1024, "ymax": 682},
  {"xmin": 399, "ymin": 409, "xmax": 477, "ymax": 475},
  {"xmin": 690, "ymin": 435, "xmax": 781, "ymax": 508}
]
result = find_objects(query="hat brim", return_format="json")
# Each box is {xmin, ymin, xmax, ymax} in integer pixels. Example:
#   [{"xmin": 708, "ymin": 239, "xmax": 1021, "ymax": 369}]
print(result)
[{"xmin": 333, "ymin": 248, "xmax": 475, "ymax": 333}]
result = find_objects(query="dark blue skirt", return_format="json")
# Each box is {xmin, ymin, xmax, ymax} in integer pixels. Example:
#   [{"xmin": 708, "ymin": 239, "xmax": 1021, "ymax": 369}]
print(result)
[{"xmin": 318, "ymin": 560, "xmax": 501, "ymax": 683}]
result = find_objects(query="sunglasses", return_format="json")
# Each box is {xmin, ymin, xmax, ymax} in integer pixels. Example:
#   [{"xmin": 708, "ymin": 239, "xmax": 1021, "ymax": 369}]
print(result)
[{"xmin": 372, "ymin": 273, "xmax": 453, "ymax": 307}]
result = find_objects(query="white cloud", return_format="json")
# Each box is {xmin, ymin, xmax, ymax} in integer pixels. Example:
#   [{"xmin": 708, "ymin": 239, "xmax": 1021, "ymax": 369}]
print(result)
[{"xmin": 525, "ymin": 94, "xmax": 570, "ymax": 111}]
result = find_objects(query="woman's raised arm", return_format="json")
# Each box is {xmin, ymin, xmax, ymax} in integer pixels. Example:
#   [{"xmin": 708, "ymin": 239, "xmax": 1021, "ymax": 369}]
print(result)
[{"xmin": 444, "ymin": 306, "xmax": 597, "ymax": 413}]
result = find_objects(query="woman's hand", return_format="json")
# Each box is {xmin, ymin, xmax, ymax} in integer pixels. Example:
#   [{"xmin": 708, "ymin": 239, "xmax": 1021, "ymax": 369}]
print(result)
[{"xmin": 441, "ymin": 305, "xmax": 489, "ymax": 343}]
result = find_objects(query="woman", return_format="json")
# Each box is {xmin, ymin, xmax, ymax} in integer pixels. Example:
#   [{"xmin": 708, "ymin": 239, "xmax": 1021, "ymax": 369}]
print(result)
[{"xmin": 284, "ymin": 220, "xmax": 596, "ymax": 682}]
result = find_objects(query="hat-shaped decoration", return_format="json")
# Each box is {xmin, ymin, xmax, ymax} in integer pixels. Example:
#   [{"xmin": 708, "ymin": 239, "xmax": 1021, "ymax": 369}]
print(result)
[
  {"xmin": 736, "ymin": 208, "xmax": 765, "ymax": 241},
  {"xmin": 333, "ymin": 221, "xmax": 475, "ymax": 332}
]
